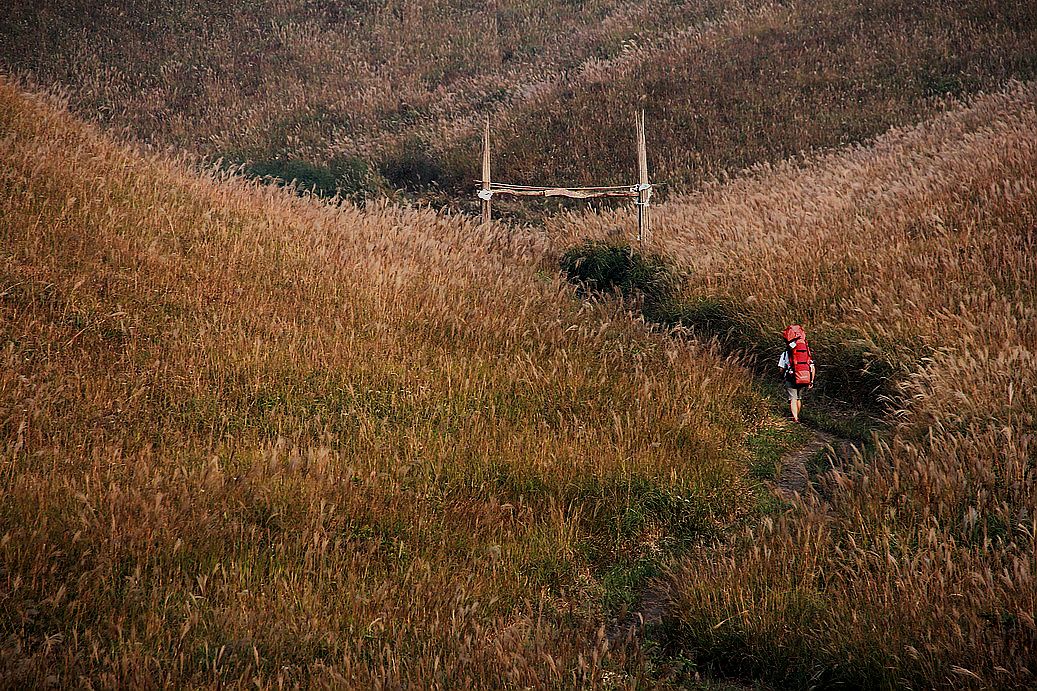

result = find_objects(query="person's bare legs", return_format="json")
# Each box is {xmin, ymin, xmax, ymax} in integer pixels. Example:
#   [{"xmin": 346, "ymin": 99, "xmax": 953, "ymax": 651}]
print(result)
[
  {"xmin": 789, "ymin": 398, "xmax": 799, "ymax": 422},
  {"xmin": 786, "ymin": 386, "xmax": 799, "ymax": 422}
]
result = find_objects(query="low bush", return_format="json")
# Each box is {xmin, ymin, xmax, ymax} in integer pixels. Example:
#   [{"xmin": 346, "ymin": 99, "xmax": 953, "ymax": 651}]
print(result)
[
  {"xmin": 326, "ymin": 155, "xmax": 380, "ymax": 200},
  {"xmin": 245, "ymin": 158, "xmax": 335, "ymax": 196},
  {"xmin": 242, "ymin": 155, "xmax": 378, "ymax": 201},
  {"xmin": 378, "ymin": 137, "xmax": 467, "ymax": 192},
  {"xmin": 657, "ymin": 296, "xmax": 768, "ymax": 359},
  {"xmin": 559, "ymin": 241, "xmax": 682, "ymax": 309},
  {"xmin": 808, "ymin": 326, "xmax": 913, "ymax": 408}
]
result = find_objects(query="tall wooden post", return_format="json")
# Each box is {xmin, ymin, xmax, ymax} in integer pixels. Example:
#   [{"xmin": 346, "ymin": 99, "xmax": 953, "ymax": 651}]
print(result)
[
  {"xmin": 635, "ymin": 110, "xmax": 650, "ymax": 249},
  {"xmin": 481, "ymin": 118, "xmax": 492, "ymax": 225}
]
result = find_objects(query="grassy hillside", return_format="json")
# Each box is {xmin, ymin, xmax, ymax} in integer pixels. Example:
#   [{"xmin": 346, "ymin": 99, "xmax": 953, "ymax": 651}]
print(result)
[
  {"xmin": 0, "ymin": 79, "xmax": 768, "ymax": 686},
  {"xmin": 0, "ymin": 0, "xmax": 734, "ymax": 189},
  {"xmin": 4, "ymin": 0, "xmax": 1034, "ymax": 209},
  {"xmin": 475, "ymin": 0, "xmax": 1037, "ymax": 194},
  {"xmin": 550, "ymin": 82, "xmax": 1037, "ymax": 687},
  {"xmin": 5, "ymin": 70, "xmax": 1035, "ymax": 687}
]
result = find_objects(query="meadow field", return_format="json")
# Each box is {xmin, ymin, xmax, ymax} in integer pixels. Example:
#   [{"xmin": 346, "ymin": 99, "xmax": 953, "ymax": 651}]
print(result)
[
  {"xmin": 2, "ymin": 0, "xmax": 1036, "ymax": 688},
  {"xmin": 1, "ymin": 79, "xmax": 766, "ymax": 686},
  {"xmin": 3, "ymin": 0, "xmax": 1035, "ymax": 202}
]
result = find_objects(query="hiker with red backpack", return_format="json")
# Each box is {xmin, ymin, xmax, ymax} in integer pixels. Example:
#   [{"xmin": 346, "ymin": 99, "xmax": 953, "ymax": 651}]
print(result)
[{"xmin": 778, "ymin": 325, "xmax": 815, "ymax": 423}]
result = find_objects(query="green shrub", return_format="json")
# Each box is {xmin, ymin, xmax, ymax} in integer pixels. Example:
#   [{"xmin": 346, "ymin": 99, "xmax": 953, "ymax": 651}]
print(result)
[
  {"xmin": 378, "ymin": 137, "xmax": 465, "ymax": 191},
  {"xmin": 245, "ymin": 158, "xmax": 335, "ymax": 196},
  {"xmin": 242, "ymin": 155, "xmax": 378, "ymax": 201},
  {"xmin": 559, "ymin": 241, "xmax": 681, "ymax": 309},
  {"xmin": 327, "ymin": 155, "xmax": 379, "ymax": 200}
]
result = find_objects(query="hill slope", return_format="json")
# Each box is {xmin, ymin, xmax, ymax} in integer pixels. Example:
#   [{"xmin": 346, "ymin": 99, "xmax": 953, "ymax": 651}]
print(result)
[
  {"xmin": 465, "ymin": 0, "xmax": 1037, "ymax": 194},
  {"xmin": 4, "ymin": 0, "xmax": 1035, "ymax": 207},
  {"xmin": 0, "ymin": 0, "xmax": 734, "ymax": 170},
  {"xmin": 552, "ymin": 81, "xmax": 1037, "ymax": 688},
  {"xmin": 0, "ymin": 79, "xmax": 763, "ymax": 686}
]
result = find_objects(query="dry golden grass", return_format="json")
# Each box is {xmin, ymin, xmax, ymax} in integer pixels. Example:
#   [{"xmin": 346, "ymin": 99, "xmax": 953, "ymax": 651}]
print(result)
[
  {"xmin": 0, "ymin": 78, "xmax": 767, "ymax": 686},
  {"xmin": 553, "ymin": 83, "xmax": 1037, "ymax": 687},
  {"xmin": 3, "ymin": 3, "xmax": 1036, "ymax": 681},
  {"xmin": 457, "ymin": 0, "xmax": 1037, "ymax": 199},
  {"xmin": 0, "ymin": 0, "xmax": 733, "ymax": 166}
]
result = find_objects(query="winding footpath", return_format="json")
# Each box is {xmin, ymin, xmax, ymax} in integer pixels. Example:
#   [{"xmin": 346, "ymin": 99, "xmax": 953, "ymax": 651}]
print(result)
[
  {"xmin": 773, "ymin": 427, "xmax": 838, "ymax": 501},
  {"xmin": 606, "ymin": 425, "xmax": 846, "ymax": 648}
]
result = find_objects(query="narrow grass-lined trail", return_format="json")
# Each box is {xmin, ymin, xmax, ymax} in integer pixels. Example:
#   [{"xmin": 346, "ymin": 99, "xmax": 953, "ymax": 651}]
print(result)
[
  {"xmin": 773, "ymin": 427, "xmax": 838, "ymax": 503},
  {"xmin": 605, "ymin": 410, "xmax": 855, "ymax": 656},
  {"xmin": 601, "ymin": 419, "xmax": 854, "ymax": 691},
  {"xmin": 605, "ymin": 577, "xmax": 666, "ymax": 647}
]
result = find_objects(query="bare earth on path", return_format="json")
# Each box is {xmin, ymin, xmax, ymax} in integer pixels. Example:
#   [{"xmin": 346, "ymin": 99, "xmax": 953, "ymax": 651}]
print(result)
[
  {"xmin": 607, "ymin": 422, "xmax": 848, "ymax": 657},
  {"xmin": 773, "ymin": 426, "xmax": 837, "ymax": 502}
]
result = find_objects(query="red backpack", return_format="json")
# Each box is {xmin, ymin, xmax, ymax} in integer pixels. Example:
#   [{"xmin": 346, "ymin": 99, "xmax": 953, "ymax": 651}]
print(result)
[{"xmin": 782, "ymin": 324, "xmax": 813, "ymax": 386}]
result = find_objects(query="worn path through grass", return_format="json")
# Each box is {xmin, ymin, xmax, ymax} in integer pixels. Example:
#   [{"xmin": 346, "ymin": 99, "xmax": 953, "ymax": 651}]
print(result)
[
  {"xmin": 774, "ymin": 427, "xmax": 837, "ymax": 502},
  {"xmin": 605, "ymin": 394, "xmax": 862, "ymax": 672}
]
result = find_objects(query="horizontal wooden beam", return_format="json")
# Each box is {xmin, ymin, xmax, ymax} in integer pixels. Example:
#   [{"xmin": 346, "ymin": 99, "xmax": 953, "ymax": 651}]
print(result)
[
  {"xmin": 486, "ymin": 182, "xmax": 637, "ymax": 192},
  {"xmin": 486, "ymin": 187, "xmax": 639, "ymax": 199}
]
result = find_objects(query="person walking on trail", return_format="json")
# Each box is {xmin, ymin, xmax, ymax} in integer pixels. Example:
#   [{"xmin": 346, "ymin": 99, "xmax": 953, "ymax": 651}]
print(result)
[{"xmin": 778, "ymin": 324, "xmax": 815, "ymax": 423}]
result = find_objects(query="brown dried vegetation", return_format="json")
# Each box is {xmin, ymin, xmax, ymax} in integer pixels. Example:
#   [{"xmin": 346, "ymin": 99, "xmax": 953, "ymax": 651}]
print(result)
[
  {"xmin": 555, "ymin": 83, "xmax": 1037, "ymax": 687},
  {"xmin": 4, "ymin": 0, "xmax": 1035, "ymax": 205},
  {"xmin": 0, "ymin": 80, "xmax": 758, "ymax": 686},
  {"xmin": 0, "ymin": 0, "xmax": 732, "ymax": 168},
  {"xmin": 484, "ymin": 0, "xmax": 1037, "ymax": 192}
]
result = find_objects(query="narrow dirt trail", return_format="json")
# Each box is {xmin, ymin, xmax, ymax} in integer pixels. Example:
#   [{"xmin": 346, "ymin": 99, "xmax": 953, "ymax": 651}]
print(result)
[
  {"xmin": 606, "ymin": 424, "xmax": 845, "ymax": 648},
  {"xmin": 773, "ymin": 427, "xmax": 836, "ymax": 502}
]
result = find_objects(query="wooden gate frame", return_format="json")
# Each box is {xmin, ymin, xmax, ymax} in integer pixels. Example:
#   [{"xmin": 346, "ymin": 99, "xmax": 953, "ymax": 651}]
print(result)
[{"xmin": 477, "ymin": 111, "xmax": 653, "ymax": 246}]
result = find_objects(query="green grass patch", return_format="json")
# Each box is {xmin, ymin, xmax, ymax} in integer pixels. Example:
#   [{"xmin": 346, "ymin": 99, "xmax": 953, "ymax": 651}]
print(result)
[
  {"xmin": 377, "ymin": 136, "xmax": 467, "ymax": 192},
  {"xmin": 799, "ymin": 405, "xmax": 877, "ymax": 447},
  {"xmin": 599, "ymin": 557, "xmax": 658, "ymax": 614},
  {"xmin": 559, "ymin": 240, "xmax": 683, "ymax": 308},
  {"xmin": 218, "ymin": 154, "xmax": 381, "ymax": 201}
]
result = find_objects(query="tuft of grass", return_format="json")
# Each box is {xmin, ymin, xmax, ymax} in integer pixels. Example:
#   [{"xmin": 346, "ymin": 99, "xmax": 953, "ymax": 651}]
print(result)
[
  {"xmin": 377, "ymin": 136, "xmax": 464, "ymax": 192},
  {"xmin": 807, "ymin": 325, "xmax": 921, "ymax": 409},
  {"xmin": 656, "ymin": 296, "xmax": 767, "ymax": 359}
]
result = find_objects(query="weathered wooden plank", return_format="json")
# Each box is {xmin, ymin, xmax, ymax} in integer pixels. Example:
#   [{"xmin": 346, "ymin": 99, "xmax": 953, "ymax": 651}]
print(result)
[
  {"xmin": 489, "ymin": 183, "xmax": 635, "ymax": 192},
  {"xmin": 488, "ymin": 188, "xmax": 638, "ymax": 199},
  {"xmin": 636, "ymin": 110, "xmax": 651, "ymax": 247}
]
